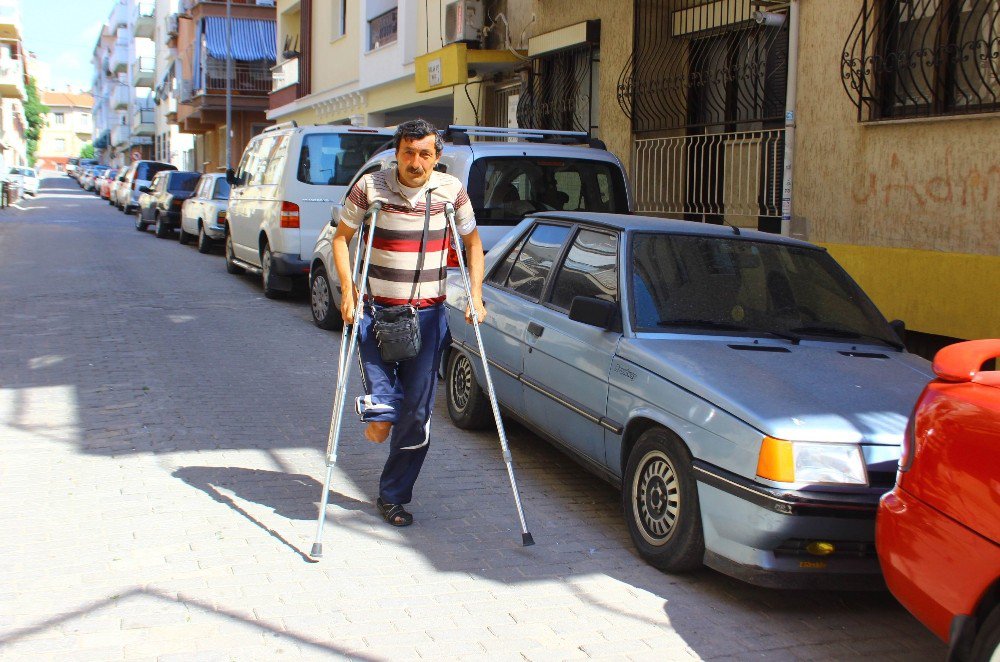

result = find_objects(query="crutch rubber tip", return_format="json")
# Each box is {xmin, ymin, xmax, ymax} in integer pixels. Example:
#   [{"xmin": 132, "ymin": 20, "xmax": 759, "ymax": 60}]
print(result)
[
  {"xmin": 522, "ymin": 532, "xmax": 535, "ymax": 547},
  {"xmin": 310, "ymin": 543, "xmax": 323, "ymax": 558}
]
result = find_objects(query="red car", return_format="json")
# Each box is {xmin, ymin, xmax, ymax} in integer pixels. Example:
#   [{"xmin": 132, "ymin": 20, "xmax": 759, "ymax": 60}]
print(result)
[{"xmin": 877, "ymin": 339, "xmax": 1000, "ymax": 661}]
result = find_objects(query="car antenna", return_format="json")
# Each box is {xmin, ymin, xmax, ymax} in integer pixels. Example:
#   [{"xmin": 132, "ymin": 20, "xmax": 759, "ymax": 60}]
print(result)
[{"xmin": 725, "ymin": 221, "xmax": 741, "ymax": 235}]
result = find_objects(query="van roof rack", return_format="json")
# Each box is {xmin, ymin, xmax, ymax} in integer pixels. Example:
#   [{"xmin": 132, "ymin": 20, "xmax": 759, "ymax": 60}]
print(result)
[
  {"xmin": 263, "ymin": 120, "xmax": 298, "ymax": 133},
  {"xmin": 443, "ymin": 125, "xmax": 601, "ymax": 147}
]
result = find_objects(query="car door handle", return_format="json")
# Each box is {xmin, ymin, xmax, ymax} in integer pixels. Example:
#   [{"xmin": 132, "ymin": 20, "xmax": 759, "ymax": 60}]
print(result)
[{"xmin": 528, "ymin": 322, "xmax": 544, "ymax": 337}]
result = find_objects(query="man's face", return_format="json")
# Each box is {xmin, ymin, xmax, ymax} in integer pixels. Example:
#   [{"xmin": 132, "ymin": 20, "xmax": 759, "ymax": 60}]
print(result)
[{"xmin": 395, "ymin": 135, "xmax": 440, "ymax": 188}]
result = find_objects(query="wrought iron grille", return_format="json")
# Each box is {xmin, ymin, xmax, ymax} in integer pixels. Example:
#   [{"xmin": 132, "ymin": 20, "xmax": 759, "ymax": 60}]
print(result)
[
  {"xmin": 842, "ymin": 0, "xmax": 1000, "ymax": 121},
  {"xmin": 618, "ymin": 0, "xmax": 789, "ymax": 132},
  {"xmin": 368, "ymin": 9, "xmax": 398, "ymax": 50},
  {"xmin": 517, "ymin": 45, "xmax": 597, "ymax": 135}
]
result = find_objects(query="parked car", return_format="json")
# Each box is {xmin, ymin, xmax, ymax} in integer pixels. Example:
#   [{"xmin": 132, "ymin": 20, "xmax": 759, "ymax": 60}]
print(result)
[
  {"xmin": 68, "ymin": 157, "xmax": 96, "ymax": 181},
  {"xmin": 94, "ymin": 168, "xmax": 113, "ymax": 197},
  {"xmin": 134, "ymin": 170, "xmax": 201, "ymax": 238},
  {"xmin": 308, "ymin": 125, "xmax": 632, "ymax": 329},
  {"xmin": 179, "ymin": 173, "xmax": 231, "ymax": 253},
  {"xmin": 224, "ymin": 122, "xmax": 394, "ymax": 298},
  {"xmin": 5, "ymin": 166, "xmax": 39, "ymax": 196},
  {"xmin": 877, "ymin": 339, "xmax": 1000, "ymax": 661},
  {"xmin": 107, "ymin": 170, "xmax": 123, "ymax": 205},
  {"xmin": 443, "ymin": 211, "xmax": 932, "ymax": 589},
  {"xmin": 81, "ymin": 166, "xmax": 102, "ymax": 192},
  {"xmin": 117, "ymin": 160, "xmax": 177, "ymax": 212}
]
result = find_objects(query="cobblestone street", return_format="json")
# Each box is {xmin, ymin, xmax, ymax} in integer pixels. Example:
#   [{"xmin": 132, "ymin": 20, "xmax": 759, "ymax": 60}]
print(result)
[{"xmin": 0, "ymin": 176, "xmax": 947, "ymax": 660}]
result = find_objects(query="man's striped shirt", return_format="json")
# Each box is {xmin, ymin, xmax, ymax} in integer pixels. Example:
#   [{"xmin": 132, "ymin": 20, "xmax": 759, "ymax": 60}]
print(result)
[{"xmin": 338, "ymin": 167, "xmax": 476, "ymax": 307}]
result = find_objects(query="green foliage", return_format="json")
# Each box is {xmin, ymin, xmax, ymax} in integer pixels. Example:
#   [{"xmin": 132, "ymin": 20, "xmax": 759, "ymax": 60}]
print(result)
[
  {"xmin": 24, "ymin": 77, "xmax": 48, "ymax": 166},
  {"xmin": 79, "ymin": 143, "xmax": 95, "ymax": 159}
]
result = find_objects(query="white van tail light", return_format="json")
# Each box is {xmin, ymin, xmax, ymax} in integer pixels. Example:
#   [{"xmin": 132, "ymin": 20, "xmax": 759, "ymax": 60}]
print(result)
[{"xmin": 280, "ymin": 201, "xmax": 300, "ymax": 228}]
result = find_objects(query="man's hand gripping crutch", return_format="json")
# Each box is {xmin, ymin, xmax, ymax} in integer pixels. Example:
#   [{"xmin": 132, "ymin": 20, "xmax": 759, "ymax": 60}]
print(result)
[
  {"xmin": 444, "ymin": 202, "xmax": 534, "ymax": 547},
  {"xmin": 310, "ymin": 200, "xmax": 382, "ymax": 559}
]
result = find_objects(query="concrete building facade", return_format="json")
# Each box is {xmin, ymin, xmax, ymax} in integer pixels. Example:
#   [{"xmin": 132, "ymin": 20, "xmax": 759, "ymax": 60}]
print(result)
[
  {"xmin": 36, "ymin": 91, "xmax": 93, "ymax": 172},
  {"xmin": 153, "ymin": 0, "xmax": 195, "ymax": 169},
  {"xmin": 0, "ymin": 0, "xmax": 28, "ymax": 169}
]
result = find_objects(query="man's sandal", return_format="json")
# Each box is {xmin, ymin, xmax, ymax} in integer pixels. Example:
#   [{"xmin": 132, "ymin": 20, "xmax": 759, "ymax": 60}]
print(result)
[{"xmin": 377, "ymin": 497, "xmax": 413, "ymax": 527}]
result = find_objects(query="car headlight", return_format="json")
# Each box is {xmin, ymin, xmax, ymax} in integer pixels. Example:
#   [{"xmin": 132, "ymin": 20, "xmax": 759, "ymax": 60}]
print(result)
[{"xmin": 756, "ymin": 437, "xmax": 867, "ymax": 485}]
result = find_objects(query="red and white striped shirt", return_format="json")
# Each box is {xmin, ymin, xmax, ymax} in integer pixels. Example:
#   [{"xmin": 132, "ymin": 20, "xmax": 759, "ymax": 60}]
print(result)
[{"xmin": 338, "ymin": 167, "xmax": 476, "ymax": 307}]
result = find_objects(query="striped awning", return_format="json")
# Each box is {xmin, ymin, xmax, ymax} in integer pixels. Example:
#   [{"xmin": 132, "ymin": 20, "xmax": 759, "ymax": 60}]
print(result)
[{"xmin": 203, "ymin": 16, "xmax": 276, "ymax": 62}]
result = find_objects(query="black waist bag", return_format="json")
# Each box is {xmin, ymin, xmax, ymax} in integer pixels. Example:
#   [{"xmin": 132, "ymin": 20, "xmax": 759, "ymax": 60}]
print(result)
[{"xmin": 372, "ymin": 304, "xmax": 421, "ymax": 363}]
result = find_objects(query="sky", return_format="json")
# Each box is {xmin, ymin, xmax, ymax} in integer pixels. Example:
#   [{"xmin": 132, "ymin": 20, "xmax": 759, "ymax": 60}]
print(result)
[{"xmin": 21, "ymin": 0, "xmax": 111, "ymax": 93}]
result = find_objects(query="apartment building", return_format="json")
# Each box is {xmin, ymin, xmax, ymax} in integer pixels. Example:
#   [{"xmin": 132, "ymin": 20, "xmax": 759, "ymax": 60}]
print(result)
[
  {"xmin": 171, "ymin": 0, "xmax": 277, "ymax": 173},
  {"xmin": 92, "ymin": 0, "xmax": 157, "ymax": 167},
  {"xmin": 0, "ymin": 0, "xmax": 28, "ymax": 169},
  {"xmin": 153, "ymin": 0, "xmax": 194, "ymax": 169},
  {"xmin": 35, "ymin": 91, "xmax": 93, "ymax": 172}
]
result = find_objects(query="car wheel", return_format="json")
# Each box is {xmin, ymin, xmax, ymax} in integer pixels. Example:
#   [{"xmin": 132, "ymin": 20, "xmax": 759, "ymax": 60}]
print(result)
[
  {"xmin": 310, "ymin": 266, "xmax": 342, "ymax": 330},
  {"xmin": 623, "ymin": 427, "xmax": 704, "ymax": 573},
  {"xmin": 445, "ymin": 350, "xmax": 491, "ymax": 429},
  {"xmin": 261, "ymin": 243, "xmax": 286, "ymax": 299},
  {"xmin": 225, "ymin": 232, "xmax": 243, "ymax": 274},
  {"xmin": 971, "ymin": 605, "xmax": 1000, "ymax": 662},
  {"xmin": 134, "ymin": 212, "xmax": 147, "ymax": 232},
  {"xmin": 178, "ymin": 225, "xmax": 191, "ymax": 245},
  {"xmin": 154, "ymin": 214, "xmax": 171, "ymax": 239},
  {"xmin": 197, "ymin": 224, "xmax": 213, "ymax": 254}
]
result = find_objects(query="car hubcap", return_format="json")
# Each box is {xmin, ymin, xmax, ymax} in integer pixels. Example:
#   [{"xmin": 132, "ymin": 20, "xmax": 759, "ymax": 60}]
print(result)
[
  {"xmin": 311, "ymin": 274, "xmax": 329, "ymax": 320},
  {"xmin": 450, "ymin": 355, "xmax": 473, "ymax": 411},
  {"xmin": 632, "ymin": 449, "xmax": 680, "ymax": 546},
  {"xmin": 262, "ymin": 248, "xmax": 271, "ymax": 284}
]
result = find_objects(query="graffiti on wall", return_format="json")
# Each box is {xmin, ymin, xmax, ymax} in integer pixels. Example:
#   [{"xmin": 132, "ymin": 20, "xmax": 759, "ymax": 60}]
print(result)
[{"xmin": 851, "ymin": 148, "xmax": 1000, "ymax": 210}]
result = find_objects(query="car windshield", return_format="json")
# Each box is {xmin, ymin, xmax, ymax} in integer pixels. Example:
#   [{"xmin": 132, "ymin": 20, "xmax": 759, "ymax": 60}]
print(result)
[
  {"xmin": 10, "ymin": 167, "xmax": 33, "ymax": 176},
  {"xmin": 168, "ymin": 172, "xmax": 200, "ymax": 192},
  {"xmin": 212, "ymin": 178, "xmax": 231, "ymax": 199},
  {"xmin": 468, "ymin": 157, "xmax": 630, "ymax": 226},
  {"xmin": 630, "ymin": 233, "xmax": 900, "ymax": 347},
  {"xmin": 296, "ymin": 133, "xmax": 390, "ymax": 186}
]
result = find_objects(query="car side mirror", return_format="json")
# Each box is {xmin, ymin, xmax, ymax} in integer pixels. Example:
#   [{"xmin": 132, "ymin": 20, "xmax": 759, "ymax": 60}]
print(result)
[
  {"xmin": 568, "ymin": 296, "xmax": 617, "ymax": 330},
  {"xmin": 118, "ymin": 176, "xmax": 125, "ymax": 182},
  {"xmin": 889, "ymin": 319, "xmax": 906, "ymax": 344},
  {"xmin": 139, "ymin": 185, "xmax": 151, "ymax": 194},
  {"xmin": 225, "ymin": 168, "xmax": 242, "ymax": 186}
]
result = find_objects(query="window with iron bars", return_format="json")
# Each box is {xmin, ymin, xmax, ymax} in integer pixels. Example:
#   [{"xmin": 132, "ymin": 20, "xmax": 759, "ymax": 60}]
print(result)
[
  {"xmin": 368, "ymin": 9, "xmax": 397, "ymax": 51},
  {"xmin": 842, "ymin": 0, "xmax": 1000, "ymax": 121}
]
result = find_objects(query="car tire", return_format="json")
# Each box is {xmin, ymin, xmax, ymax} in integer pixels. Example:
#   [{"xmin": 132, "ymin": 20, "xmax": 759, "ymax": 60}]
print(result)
[
  {"xmin": 310, "ymin": 266, "xmax": 342, "ymax": 330},
  {"xmin": 154, "ymin": 214, "xmax": 171, "ymax": 239},
  {"xmin": 971, "ymin": 605, "xmax": 1000, "ymax": 662},
  {"xmin": 178, "ymin": 225, "xmax": 191, "ymax": 245},
  {"xmin": 445, "ymin": 350, "xmax": 491, "ymax": 430},
  {"xmin": 134, "ymin": 212, "xmax": 147, "ymax": 232},
  {"xmin": 261, "ymin": 242, "xmax": 285, "ymax": 299},
  {"xmin": 197, "ymin": 224, "xmax": 213, "ymax": 254},
  {"xmin": 225, "ymin": 232, "xmax": 243, "ymax": 274},
  {"xmin": 623, "ymin": 428, "xmax": 705, "ymax": 573}
]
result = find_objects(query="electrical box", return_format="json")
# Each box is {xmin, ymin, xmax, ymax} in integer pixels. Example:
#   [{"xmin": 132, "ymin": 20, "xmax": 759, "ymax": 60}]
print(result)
[{"xmin": 443, "ymin": 0, "xmax": 483, "ymax": 45}]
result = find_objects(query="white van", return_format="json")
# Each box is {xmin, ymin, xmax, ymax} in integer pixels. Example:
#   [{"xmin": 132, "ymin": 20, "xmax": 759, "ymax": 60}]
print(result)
[{"xmin": 224, "ymin": 122, "xmax": 393, "ymax": 298}]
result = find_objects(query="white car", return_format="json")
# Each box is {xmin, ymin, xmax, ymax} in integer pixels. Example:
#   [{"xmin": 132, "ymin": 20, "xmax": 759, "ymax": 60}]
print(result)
[
  {"xmin": 116, "ymin": 160, "xmax": 176, "ymax": 213},
  {"xmin": 307, "ymin": 125, "xmax": 634, "ymax": 330},
  {"xmin": 223, "ymin": 122, "xmax": 393, "ymax": 298},
  {"xmin": 179, "ymin": 173, "xmax": 231, "ymax": 254},
  {"xmin": 6, "ymin": 167, "xmax": 39, "ymax": 196}
]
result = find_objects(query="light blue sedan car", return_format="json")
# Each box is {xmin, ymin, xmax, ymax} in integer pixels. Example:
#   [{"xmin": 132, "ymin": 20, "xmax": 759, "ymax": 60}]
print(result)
[{"xmin": 444, "ymin": 212, "xmax": 933, "ymax": 589}]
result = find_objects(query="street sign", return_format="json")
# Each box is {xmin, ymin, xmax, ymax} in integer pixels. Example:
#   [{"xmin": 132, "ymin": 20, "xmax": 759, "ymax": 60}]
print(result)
[{"xmin": 131, "ymin": 150, "xmax": 142, "ymax": 161}]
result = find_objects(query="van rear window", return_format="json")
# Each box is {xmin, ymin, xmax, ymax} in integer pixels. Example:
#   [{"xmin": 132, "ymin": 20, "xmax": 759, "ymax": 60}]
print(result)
[
  {"xmin": 136, "ymin": 162, "xmax": 175, "ymax": 181},
  {"xmin": 467, "ymin": 157, "xmax": 629, "ymax": 226},
  {"xmin": 296, "ymin": 133, "xmax": 390, "ymax": 186}
]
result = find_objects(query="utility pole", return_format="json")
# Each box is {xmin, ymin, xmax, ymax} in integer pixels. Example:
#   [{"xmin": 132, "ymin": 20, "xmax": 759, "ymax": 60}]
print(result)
[{"xmin": 225, "ymin": 0, "xmax": 232, "ymax": 170}]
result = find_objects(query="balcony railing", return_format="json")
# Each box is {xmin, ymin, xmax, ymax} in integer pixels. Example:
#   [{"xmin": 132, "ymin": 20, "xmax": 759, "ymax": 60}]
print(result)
[
  {"xmin": 135, "ymin": 56, "xmax": 155, "ymax": 84},
  {"xmin": 135, "ymin": 2, "xmax": 155, "ymax": 38},
  {"xmin": 133, "ymin": 109, "xmax": 155, "ymax": 135},
  {"xmin": 111, "ymin": 124, "xmax": 130, "ymax": 147},
  {"xmin": 113, "ymin": 86, "xmax": 130, "ymax": 110},
  {"xmin": 270, "ymin": 57, "xmax": 298, "ymax": 92},
  {"xmin": 110, "ymin": 43, "xmax": 129, "ymax": 73},
  {"xmin": 0, "ymin": 1, "xmax": 22, "ymax": 38},
  {"xmin": 197, "ymin": 57, "xmax": 273, "ymax": 96},
  {"xmin": 0, "ymin": 57, "xmax": 25, "ymax": 98}
]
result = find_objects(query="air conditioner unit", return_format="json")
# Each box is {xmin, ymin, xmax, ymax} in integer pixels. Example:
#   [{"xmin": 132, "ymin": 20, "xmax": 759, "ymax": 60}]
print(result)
[{"xmin": 443, "ymin": 0, "xmax": 483, "ymax": 45}]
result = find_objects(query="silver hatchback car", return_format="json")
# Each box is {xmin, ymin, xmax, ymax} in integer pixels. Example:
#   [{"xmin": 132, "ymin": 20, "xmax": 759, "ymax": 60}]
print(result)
[{"xmin": 444, "ymin": 212, "xmax": 933, "ymax": 589}]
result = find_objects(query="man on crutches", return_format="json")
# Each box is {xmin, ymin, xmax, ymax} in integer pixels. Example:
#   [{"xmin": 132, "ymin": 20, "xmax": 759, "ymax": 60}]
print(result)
[{"xmin": 330, "ymin": 119, "xmax": 485, "ymax": 528}]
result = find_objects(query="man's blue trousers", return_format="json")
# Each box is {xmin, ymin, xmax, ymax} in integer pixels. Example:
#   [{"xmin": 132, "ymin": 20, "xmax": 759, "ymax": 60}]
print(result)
[{"xmin": 356, "ymin": 303, "xmax": 450, "ymax": 505}]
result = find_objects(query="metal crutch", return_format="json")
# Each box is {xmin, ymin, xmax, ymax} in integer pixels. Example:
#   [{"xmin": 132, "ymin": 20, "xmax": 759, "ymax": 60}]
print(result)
[
  {"xmin": 310, "ymin": 200, "xmax": 382, "ymax": 559},
  {"xmin": 444, "ymin": 203, "xmax": 534, "ymax": 547}
]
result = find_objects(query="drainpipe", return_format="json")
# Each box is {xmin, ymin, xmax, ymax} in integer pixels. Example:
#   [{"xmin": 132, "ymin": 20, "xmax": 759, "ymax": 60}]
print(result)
[{"xmin": 780, "ymin": 0, "xmax": 800, "ymax": 237}]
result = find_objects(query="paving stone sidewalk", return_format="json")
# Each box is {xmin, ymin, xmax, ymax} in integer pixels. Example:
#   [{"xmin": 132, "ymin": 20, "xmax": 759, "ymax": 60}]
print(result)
[{"xmin": 0, "ymin": 178, "xmax": 945, "ymax": 661}]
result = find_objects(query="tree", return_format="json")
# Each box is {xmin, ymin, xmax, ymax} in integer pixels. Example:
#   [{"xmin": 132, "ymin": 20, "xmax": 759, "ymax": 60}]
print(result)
[
  {"xmin": 24, "ymin": 77, "xmax": 48, "ymax": 166},
  {"xmin": 79, "ymin": 143, "xmax": 94, "ymax": 159}
]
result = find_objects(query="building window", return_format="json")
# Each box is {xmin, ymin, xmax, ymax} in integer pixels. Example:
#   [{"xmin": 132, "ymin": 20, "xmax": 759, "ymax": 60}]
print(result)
[
  {"xmin": 333, "ymin": 0, "xmax": 347, "ymax": 39},
  {"xmin": 54, "ymin": 112, "xmax": 65, "ymax": 125},
  {"xmin": 55, "ymin": 138, "xmax": 66, "ymax": 151},
  {"xmin": 842, "ymin": 0, "xmax": 1000, "ymax": 121},
  {"xmin": 368, "ymin": 8, "xmax": 397, "ymax": 50}
]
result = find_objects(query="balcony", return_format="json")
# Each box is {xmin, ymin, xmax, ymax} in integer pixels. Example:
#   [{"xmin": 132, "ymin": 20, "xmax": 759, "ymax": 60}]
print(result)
[
  {"xmin": 111, "ymin": 1, "xmax": 127, "ymax": 28},
  {"xmin": 270, "ymin": 57, "xmax": 298, "ymax": 92},
  {"xmin": 135, "ymin": 1, "xmax": 155, "ymax": 38},
  {"xmin": 166, "ymin": 13, "xmax": 179, "ymax": 47},
  {"xmin": 190, "ymin": 56, "xmax": 273, "ymax": 112},
  {"xmin": 132, "ymin": 108, "xmax": 155, "ymax": 136},
  {"xmin": 0, "ymin": 57, "xmax": 24, "ymax": 99},
  {"xmin": 110, "ymin": 43, "xmax": 129, "ymax": 73},
  {"xmin": 0, "ymin": 0, "xmax": 22, "ymax": 41},
  {"xmin": 113, "ymin": 86, "xmax": 130, "ymax": 110},
  {"xmin": 135, "ymin": 56, "xmax": 155, "ymax": 86},
  {"xmin": 111, "ymin": 124, "xmax": 130, "ymax": 147}
]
